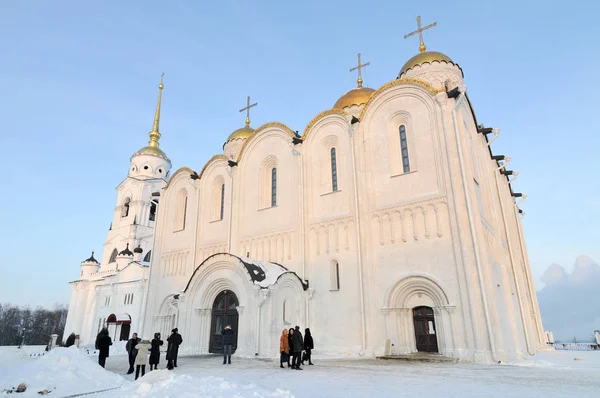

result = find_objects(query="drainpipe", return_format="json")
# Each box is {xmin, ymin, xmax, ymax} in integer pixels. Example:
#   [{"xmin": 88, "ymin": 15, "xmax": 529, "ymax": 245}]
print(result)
[
  {"xmin": 451, "ymin": 92, "xmax": 498, "ymax": 363},
  {"xmin": 493, "ymin": 171, "xmax": 534, "ymax": 355},
  {"xmin": 349, "ymin": 120, "xmax": 367, "ymax": 355}
]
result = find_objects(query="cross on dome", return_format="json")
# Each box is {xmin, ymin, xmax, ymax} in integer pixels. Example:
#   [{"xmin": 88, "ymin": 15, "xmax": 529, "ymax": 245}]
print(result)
[
  {"xmin": 349, "ymin": 53, "xmax": 370, "ymax": 88},
  {"xmin": 404, "ymin": 16, "xmax": 437, "ymax": 54},
  {"xmin": 239, "ymin": 96, "xmax": 258, "ymax": 127}
]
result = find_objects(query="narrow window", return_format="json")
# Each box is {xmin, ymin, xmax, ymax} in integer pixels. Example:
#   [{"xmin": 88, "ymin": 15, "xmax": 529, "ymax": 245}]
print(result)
[
  {"xmin": 130, "ymin": 293, "xmax": 134, "ymax": 304},
  {"xmin": 121, "ymin": 198, "xmax": 130, "ymax": 218},
  {"xmin": 175, "ymin": 191, "xmax": 187, "ymax": 230},
  {"xmin": 124, "ymin": 294, "xmax": 127, "ymax": 305},
  {"xmin": 271, "ymin": 167, "xmax": 277, "ymax": 207},
  {"xmin": 399, "ymin": 125, "xmax": 410, "ymax": 173},
  {"xmin": 283, "ymin": 300, "xmax": 287, "ymax": 323},
  {"xmin": 331, "ymin": 147, "xmax": 338, "ymax": 192},
  {"xmin": 330, "ymin": 260, "xmax": 340, "ymax": 291},
  {"xmin": 149, "ymin": 200, "xmax": 157, "ymax": 222},
  {"xmin": 109, "ymin": 248, "xmax": 118, "ymax": 263},
  {"xmin": 220, "ymin": 183, "xmax": 225, "ymax": 220}
]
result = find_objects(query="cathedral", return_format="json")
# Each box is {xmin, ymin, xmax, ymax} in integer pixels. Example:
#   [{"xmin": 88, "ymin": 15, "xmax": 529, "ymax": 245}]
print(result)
[{"xmin": 64, "ymin": 19, "xmax": 548, "ymax": 363}]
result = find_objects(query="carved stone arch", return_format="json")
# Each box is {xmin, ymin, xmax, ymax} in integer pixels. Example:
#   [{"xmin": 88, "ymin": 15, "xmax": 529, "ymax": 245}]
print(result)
[
  {"xmin": 386, "ymin": 274, "xmax": 451, "ymax": 309},
  {"xmin": 301, "ymin": 109, "xmax": 348, "ymax": 142},
  {"xmin": 236, "ymin": 122, "xmax": 296, "ymax": 163},
  {"xmin": 403, "ymin": 208, "xmax": 416, "ymax": 241},
  {"xmin": 371, "ymin": 214, "xmax": 383, "ymax": 245},
  {"xmin": 164, "ymin": 167, "xmax": 195, "ymax": 190}
]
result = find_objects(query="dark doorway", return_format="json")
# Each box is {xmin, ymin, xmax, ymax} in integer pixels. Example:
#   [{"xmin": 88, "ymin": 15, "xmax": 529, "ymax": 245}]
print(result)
[
  {"xmin": 209, "ymin": 290, "xmax": 239, "ymax": 354},
  {"xmin": 413, "ymin": 306, "xmax": 439, "ymax": 353},
  {"xmin": 119, "ymin": 323, "xmax": 131, "ymax": 341}
]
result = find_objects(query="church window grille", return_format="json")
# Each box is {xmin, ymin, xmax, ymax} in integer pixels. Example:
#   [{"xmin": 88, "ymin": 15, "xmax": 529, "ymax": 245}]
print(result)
[
  {"xmin": 271, "ymin": 168, "xmax": 277, "ymax": 207},
  {"xmin": 109, "ymin": 248, "xmax": 118, "ymax": 263},
  {"xmin": 330, "ymin": 260, "xmax": 340, "ymax": 291},
  {"xmin": 220, "ymin": 183, "xmax": 225, "ymax": 220},
  {"xmin": 399, "ymin": 125, "xmax": 410, "ymax": 173},
  {"xmin": 331, "ymin": 147, "xmax": 338, "ymax": 192},
  {"xmin": 121, "ymin": 198, "xmax": 130, "ymax": 218},
  {"xmin": 143, "ymin": 250, "xmax": 152, "ymax": 262}
]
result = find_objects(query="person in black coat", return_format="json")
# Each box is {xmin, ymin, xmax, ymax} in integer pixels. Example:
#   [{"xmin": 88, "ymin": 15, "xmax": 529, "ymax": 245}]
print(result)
[
  {"xmin": 95, "ymin": 328, "xmax": 112, "ymax": 368},
  {"xmin": 291, "ymin": 326, "xmax": 304, "ymax": 370},
  {"xmin": 126, "ymin": 333, "xmax": 141, "ymax": 374},
  {"xmin": 287, "ymin": 329, "xmax": 294, "ymax": 368},
  {"xmin": 302, "ymin": 328, "xmax": 314, "ymax": 366},
  {"xmin": 149, "ymin": 332, "xmax": 163, "ymax": 370},
  {"xmin": 221, "ymin": 325, "xmax": 235, "ymax": 364},
  {"xmin": 166, "ymin": 328, "xmax": 183, "ymax": 370}
]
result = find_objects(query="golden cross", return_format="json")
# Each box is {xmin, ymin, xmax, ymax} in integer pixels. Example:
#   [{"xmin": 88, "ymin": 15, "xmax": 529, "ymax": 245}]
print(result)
[
  {"xmin": 404, "ymin": 16, "xmax": 437, "ymax": 53},
  {"xmin": 349, "ymin": 53, "xmax": 370, "ymax": 88},
  {"xmin": 239, "ymin": 96, "xmax": 258, "ymax": 127}
]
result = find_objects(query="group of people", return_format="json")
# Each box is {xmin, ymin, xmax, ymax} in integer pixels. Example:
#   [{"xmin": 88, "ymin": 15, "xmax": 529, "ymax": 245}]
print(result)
[
  {"xmin": 95, "ymin": 325, "xmax": 315, "ymax": 376},
  {"xmin": 280, "ymin": 327, "xmax": 314, "ymax": 370},
  {"xmin": 95, "ymin": 328, "xmax": 183, "ymax": 380}
]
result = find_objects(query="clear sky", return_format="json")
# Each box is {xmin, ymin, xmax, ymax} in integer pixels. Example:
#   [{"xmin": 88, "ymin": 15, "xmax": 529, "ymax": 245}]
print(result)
[{"xmin": 1, "ymin": 1, "xmax": 598, "ymax": 306}]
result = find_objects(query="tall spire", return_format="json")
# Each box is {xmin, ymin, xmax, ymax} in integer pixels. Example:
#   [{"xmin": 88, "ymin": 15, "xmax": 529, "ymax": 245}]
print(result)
[{"xmin": 148, "ymin": 73, "xmax": 164, "ymax": 149}]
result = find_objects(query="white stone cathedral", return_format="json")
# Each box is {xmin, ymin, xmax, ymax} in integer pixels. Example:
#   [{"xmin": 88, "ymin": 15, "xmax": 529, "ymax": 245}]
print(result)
[{"xmin": 64, "ymin": 26, "xmax": 548, "ymax": 363}]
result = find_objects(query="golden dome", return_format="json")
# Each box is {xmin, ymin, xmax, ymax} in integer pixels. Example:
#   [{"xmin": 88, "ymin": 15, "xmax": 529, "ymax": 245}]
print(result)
[
  {"xmin": 333, "ymin": 87, "xmax": 375, "ymax": 110},
  {"xmin": 133, "ymin": 145, "xmax": 169, "ymax": 160},
  {"xmin": 399, "ymin": 51, "xmax": 454, "ymax": 76},
  {"xmin": 227, "ymin": 125, "xmax": 255, "ymax": 142}
]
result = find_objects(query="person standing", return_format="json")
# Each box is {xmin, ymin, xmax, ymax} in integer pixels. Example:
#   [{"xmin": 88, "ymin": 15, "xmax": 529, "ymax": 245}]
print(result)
[
  {"xmin": 166, "ymin": 328, "xmax": 183, "ymax": 370},
  {"xmin": 149, "ymin": 332, "xmax": 163, "ymax": 371},
  {"xmin": 95, "ymin": 328, "xmax": 112, "ymax": 368},
  {"xmin": 287, "ymin": 329, "xmax": 294, "ymax": 368},
  {"xmin": 302, "ymin": 328, "xmax": 314, "ymax": 366},
  {"xmin": 134, "ymin": 339, "xmax": 151, "ymax": 380},
  {"xmin": 291, "ymin": 325, "xmax": 303, "ymax": 370},
  {"xmin": 126, "ymin": 333, "xmax": 141, "ymax": 374},
  {"xmin": 279, "ymin": 328, "xmax": 289, "ymax": 368},
  {"xmin": 221, "ymin": 325, "xmax": 234, "ymax": 365}
]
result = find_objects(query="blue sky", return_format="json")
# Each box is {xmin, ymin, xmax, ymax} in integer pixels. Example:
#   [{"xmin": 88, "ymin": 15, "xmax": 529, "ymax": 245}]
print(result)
[{"xmin": 0, "ymin": 1, "xmax": 598, "ymax": 306}]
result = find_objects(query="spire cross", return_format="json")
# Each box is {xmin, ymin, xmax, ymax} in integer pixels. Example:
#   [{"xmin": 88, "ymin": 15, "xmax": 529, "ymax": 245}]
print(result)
[
  {"xmin": 349, "ymin": 53, "xmax": 370, "ymax": 88},
  {"xmin": 404, "ymin": 16, "xmax": 437, "ymax": 54},
  {"xmin": 239, "ymin": 96, "xmax": 258, "ymax": 127}
]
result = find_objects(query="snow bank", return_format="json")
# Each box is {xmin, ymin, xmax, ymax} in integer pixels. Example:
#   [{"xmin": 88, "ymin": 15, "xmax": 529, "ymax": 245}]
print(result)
[
  {"xmin": 80, "ymin": 340, "xmax": 128, "ymax": 357},
  {"xmin": 508, "ymin": 350, "xmax": 600, "ymax": 370},
  {"xmin": 0, "ymin": 346, "xmax": 124, "ymax": 397},
  {"xmin": 97, "ymin": 370, "xmax": 294, "ymax": 398}
]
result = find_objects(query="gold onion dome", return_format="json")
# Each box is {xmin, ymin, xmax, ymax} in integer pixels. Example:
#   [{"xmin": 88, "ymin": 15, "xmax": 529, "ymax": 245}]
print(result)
[
  {"xmin": 334, "ymin": 87, "xmax": 375, "ymax": 109},
  {"xmin": 399, "ymin": 51, "xmax": 454, "ymax": 77},
  {"xmin": 227, "ymin": 123, "xmax": 255, "ymax": 142},
  {"xmin": 133, "ymin": 76, "xmax": 170, "ymax": 161}
]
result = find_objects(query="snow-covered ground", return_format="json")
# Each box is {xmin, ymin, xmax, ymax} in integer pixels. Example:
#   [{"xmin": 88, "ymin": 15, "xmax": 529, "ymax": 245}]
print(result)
[{"xmin": 1, "ymin": 348, "xmax": 599, "ymax": 397}]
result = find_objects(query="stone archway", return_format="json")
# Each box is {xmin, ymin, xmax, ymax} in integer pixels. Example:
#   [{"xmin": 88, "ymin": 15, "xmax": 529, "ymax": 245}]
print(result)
[{"xmin": 383, "ymin": 275, "xmax": 455, "ymax": 356}]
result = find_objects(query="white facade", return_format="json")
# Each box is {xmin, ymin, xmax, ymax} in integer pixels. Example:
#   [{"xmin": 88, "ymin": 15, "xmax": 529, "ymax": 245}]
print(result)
[{"xmin": 66, "ymin": 49, "xmax": 547, "ymax": 363}]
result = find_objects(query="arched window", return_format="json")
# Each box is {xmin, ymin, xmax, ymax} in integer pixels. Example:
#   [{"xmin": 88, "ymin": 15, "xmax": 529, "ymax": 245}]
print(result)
[
  {"xmin": 174, "ymin": 190, "xmax": 187, "ymax": 231},
  {"xmin": 399, "ymin": 125, "xmax": 410, "ymax": 173},
  {"xmin": 220, "ymin": 183, "xmax": 225, "ymax": 220},
  {"xmin": 143, "ymin": 250, "xmax": 152, "ymax": 262},
  {"xmin": 109, "ymin": 248, "xmax": 118, "ymax": 263},
  {"xmin": 330, "ymin": 260, "xmax": 340, "ymax": 291},
  {"xmin": 121, "ymin": 198, "xmax": 130, "ymax": 218},
  {"xmin": 271, "ymin": 167, "xmax": 277, "ymax": 207},
  {"xmin": 330, "ymin": 147, "xmax": 338, "ymax": 192},
  {"xmin": 149, "ymin": 200, "xmax": 157, "ymax": 222}
]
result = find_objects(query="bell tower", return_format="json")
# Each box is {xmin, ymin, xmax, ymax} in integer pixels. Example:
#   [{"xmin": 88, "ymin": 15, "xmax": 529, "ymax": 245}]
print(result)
[{"xmin": 99, "ymin": 76, "xmax": 171, "ymax": 271}]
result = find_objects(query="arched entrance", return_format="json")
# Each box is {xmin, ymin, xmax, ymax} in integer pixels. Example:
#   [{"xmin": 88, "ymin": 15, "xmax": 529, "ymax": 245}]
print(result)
[
  {"xmin": 106, "ymin": 313, "xmax": 131, "ymax": 341},
  {"xmin": 413, "ymin": 306, "xmax": 438, "ymax": 353},
  {"xmin": 209, "ymin": 290, "xmax": 239, "ymax": 354}
]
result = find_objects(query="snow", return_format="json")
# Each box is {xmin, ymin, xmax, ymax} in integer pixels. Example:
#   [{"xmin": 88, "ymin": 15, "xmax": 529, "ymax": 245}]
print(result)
[
  {"xmin": 0, "ymin": 346, "xmax": 124, "ymax": 397},
  {"xmin": 1, "ymin": 348, "xmax": 599, "ymax": 397},
  {"xmin": 239, "ymin": 256, "xmax": 291, "ymax": 288}
]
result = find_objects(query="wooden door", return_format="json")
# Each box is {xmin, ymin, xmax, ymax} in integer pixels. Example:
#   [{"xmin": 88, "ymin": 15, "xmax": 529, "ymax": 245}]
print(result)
[
  {"xmin": 413, "ymin": 306, "xmax": 439, "ymax": 353},
  {"xmin": 209, "ymin": 291, "xmax": 239, "ymax": 354}
]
